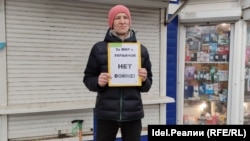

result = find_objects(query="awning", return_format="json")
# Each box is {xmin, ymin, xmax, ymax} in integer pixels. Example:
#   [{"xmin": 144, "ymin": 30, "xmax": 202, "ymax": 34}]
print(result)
[
  {"xmin": 79, "ymin": 0, "xmax": 188, "ymax": 25},
  {"xmin": 79, "ymin": 0, "xmax": 170, "ymax": 8}
]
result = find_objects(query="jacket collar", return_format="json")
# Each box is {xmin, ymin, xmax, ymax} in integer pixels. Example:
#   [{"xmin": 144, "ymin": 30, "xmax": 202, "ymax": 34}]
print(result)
[{"xmin": 104, "ymin": 28, "xmax": 137, "ymax": 42}]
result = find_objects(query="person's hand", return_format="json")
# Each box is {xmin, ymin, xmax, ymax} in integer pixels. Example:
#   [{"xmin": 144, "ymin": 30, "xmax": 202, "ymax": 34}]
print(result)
[
  {"xmin": 138, "ymin": 68, "xmax": 147, "ymax": 82},
  {"xmin": 98, "ymin": 73, "xmax": 111, "ymax": 87}
]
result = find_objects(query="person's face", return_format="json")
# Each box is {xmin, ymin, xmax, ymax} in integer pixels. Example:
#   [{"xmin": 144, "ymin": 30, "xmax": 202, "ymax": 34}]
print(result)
[{"xmin": 113, "ymin": 13, "xmax": 130, "ymax": 35}]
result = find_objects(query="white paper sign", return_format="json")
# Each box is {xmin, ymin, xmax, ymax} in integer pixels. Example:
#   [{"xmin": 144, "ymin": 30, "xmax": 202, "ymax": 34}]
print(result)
[{"xmin": 108, "ymin": 43, "xmax": 141, "ymax": 86}]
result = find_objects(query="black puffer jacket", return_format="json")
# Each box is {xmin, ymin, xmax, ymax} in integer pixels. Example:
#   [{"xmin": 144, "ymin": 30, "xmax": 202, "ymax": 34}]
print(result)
[{"xmin": 83, "ymin": 28, "xmax": 152, "ymax": 121}]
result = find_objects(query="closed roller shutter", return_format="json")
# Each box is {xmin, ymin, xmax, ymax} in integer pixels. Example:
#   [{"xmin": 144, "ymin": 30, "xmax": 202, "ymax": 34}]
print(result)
[{"xmin": 5, "ymin": 0, "xmax": 161, "ymax": 139}]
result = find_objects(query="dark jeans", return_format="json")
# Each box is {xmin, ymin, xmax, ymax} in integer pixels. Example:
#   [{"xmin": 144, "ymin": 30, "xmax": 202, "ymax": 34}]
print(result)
[{"xmin": 95, "ymin": 119, "xmax": 142, "ymax": 141}]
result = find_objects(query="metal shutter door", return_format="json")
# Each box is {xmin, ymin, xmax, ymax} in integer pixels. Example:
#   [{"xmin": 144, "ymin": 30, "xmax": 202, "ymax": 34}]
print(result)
[{"xmin": 5, "ymin": 0, "xmax": 161, "ymax": 139}]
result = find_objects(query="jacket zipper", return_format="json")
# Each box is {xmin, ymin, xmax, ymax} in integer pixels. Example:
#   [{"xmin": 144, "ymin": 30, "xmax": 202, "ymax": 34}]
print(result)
[{"xmin": 119, "ymin": 88, "xmax": 123, "ymax": 121}]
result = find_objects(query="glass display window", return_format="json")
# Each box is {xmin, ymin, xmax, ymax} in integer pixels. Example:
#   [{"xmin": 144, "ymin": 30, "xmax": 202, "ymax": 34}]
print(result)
[
  {"xmin": 183, "ymin": 23, "xmax": 230, "ymax": 125},
  {"xmin": 244, "ymin": 23, "xmax": 250, "ymax": 124}
]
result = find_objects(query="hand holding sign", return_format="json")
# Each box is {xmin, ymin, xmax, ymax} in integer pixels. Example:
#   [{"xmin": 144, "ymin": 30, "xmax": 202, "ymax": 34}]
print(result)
[
  {"xmin": 98, "ymin": 73, "xmax": 111, "ymax": 87},
  {"xmin": 138, "ymin": 68, "xmax": 147, "ymax": 82}
]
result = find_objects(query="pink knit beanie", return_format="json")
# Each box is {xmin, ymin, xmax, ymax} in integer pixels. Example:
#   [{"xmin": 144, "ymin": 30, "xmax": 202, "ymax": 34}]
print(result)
[{"xmin": 108, "ymin": 5, "xmax": 131, "ymax": 29}]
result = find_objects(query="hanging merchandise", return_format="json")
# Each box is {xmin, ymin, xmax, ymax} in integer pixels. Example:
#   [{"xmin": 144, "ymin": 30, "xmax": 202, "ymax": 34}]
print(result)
[
  {"xmin": 199, "ymin": 83, "xmax": 206, "ymax": 95},
  {"xmin": 210, "ymin": 66, "xmax": 216, "ymax": 82},
  {"xmin": 213, "ymin": 83, "xmax": 219, "ymax": 95},
  {"xmin": 183, "ymin": 23, "xmax": 230, "ymax": 125},
  {"xmin": 244, "ymin": 23, "xmax": 250, "ymax": 124},
  {"xmin": 247, "ymin": 79, "xmax": 250, "ymax": 92},
  {"xmin": 193, "ymin": 85, "xmax": 199, "ymax": 97},
  {"xmin": 184, "ymin": 66, "xmax": 195, "ymax": 80},
  {"xmin": 205, "ymin": 83, "xmax": 214, "ymax": 95},
  {"xmin": 184, "ymin": 84, "xmax": 194, "ymax": 99}
]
